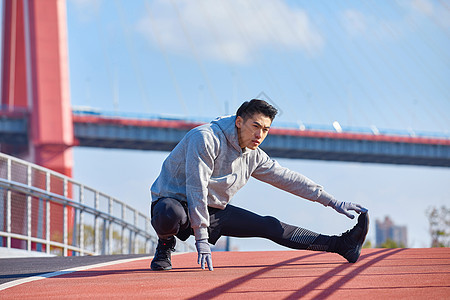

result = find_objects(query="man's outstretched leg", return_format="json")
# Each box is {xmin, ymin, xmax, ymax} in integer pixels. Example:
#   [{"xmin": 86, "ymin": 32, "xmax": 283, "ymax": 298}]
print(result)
[
  {"xmin": 150, "ymin": 198, "xmax": 189, "ymax": 270},
  {"xmin": 217, "ymin": 205, "xmax": 369, "ymax": 263}
]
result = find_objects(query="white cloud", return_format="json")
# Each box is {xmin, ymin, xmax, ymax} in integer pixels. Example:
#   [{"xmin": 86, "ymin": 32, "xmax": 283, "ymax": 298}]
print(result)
[
  {"xmin": 137, "ymin": 0, "xmax": 324, "ymax": 64},
  {"xmin": 407, "ymin": 0, "xmax": 450, "ymax": 28},
  {"xmin": 338, "ymin": 1, "xmax": 447, "ymax": 41},
  {"xmin": 339, "ymin": 9, "xmax": 396, "ymax": 40},
  {"xmin": 393, "ymin": 0, "xmax": 449, "ymax": 29},
  {"xmin": 409, "ymin": 0, "xmax": 434, "ymax": 16}
]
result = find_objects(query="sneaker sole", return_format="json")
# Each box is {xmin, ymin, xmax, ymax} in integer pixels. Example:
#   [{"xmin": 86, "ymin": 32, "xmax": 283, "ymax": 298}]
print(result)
[
  {"xmin": 150, "ymin": 265, "xmax": 172, "ymax": 271},
  {"xmin": 345, "ymin": 212, "xmax": 369, "ymax": 263}
]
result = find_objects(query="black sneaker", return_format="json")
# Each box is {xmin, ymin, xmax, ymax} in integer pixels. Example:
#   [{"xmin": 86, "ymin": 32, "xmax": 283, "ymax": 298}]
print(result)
[
  {"xmin": 151, "ymin": 238, "xmax": 176, "ymax": 271},
  {"xmin": 336, "ymin": 212, "xmax": 369, "ymax": 263}
]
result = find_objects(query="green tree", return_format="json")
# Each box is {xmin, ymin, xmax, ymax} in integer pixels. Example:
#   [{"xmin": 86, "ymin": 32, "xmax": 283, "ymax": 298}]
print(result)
[
  {"xmin": 363, "ymin": 240, "xmax": 372, "ymax": 248},
  {"xmin": 81, "ymin": 224, "xmax": 127, "ymax": 254},
  {"xmin": 426, "ymin": 205, "xmax": 450, "ymax": 247},
  {"xmin": 380, "ymin": 238, "xmax": 405, "ymax": 248}
]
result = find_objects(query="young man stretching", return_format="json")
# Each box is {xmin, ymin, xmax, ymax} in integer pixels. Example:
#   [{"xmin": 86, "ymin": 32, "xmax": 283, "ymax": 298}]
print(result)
[{"xmin": 150, "ymin": 99, "xmax": 368, "ymax": 271}]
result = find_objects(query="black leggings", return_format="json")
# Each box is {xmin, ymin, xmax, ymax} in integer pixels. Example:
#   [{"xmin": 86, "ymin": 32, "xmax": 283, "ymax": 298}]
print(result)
[{"xmin": 151, "ymin": 197, "xmax": 335, "ymax": 252}]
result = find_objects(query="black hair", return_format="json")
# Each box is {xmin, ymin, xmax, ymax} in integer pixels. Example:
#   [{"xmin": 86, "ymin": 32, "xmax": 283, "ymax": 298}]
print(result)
[{"xmin": 236, "ymin": 99, "xmax": 278, "ymax": 121}]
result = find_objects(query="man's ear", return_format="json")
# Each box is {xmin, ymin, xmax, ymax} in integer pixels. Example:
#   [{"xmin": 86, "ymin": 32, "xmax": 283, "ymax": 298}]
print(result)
[{"xmin": 235, "ymin": 116, "xmax": 243, "ymax": 129}]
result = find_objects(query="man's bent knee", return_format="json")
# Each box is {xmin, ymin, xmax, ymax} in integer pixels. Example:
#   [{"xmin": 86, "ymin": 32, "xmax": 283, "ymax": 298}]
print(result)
[{"xmin": 151, "ymin": 198, "xmax": 188, "ymax": 238}]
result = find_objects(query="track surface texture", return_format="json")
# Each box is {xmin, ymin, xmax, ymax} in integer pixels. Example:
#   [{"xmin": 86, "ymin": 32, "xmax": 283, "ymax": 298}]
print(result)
[{"xmin": 0, "ymin": 248, "xmax": 449, "ymax": 299}]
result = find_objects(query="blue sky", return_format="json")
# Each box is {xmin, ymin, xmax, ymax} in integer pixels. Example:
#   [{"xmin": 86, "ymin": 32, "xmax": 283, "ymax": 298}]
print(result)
[
  {"xmin": 67, "ymin": 0, "xmax": 449, "ymax": 133},
  {"xmin": 63, "ymin": 0, "xmax": 450, "ymax": 250}
]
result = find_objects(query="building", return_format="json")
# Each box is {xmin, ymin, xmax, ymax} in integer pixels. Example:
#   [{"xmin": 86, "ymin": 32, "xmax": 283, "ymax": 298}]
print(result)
[{"xmin": 376, "ymin": 216, "xmax": 408, "ymax": 247}]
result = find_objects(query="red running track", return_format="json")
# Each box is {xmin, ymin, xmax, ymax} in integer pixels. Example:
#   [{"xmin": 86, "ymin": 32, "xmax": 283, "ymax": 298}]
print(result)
[{"xmin": 1, "ymin": 248, "xmax": 449, "ymax": 299}]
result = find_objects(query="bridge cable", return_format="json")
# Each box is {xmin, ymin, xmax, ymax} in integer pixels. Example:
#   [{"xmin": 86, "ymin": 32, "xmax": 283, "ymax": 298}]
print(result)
[
  {"xmin": 195, "ymin": 0, "xmax": 252, "ymax": 108},
  {"xmin": 142, "ymin": 0, "xmax": 189, "ymax": 116},
  {"xmin": 331, "ymin": 0, "xmax": 436, "ymax": 132},
  {"xmin": 427, "ymin": 0, "xmax": 450, "ymax": 39},
  {"xmin": 317, "ymin": 1, "xmax": 397, "ymax": 128},
  {"xmin": 169, "ymin": 0, "xmax": 222, "ymax": 114},
  {"xmin": 363, "ymin": 0, "xmax": 449, "ymax": 131},
  {"xmin": 371, "ymin": 0, "xmax": 450, "ymax": 100},
  {"xmin": 113, "ymin": 0, "xmax": 152, "ymax": 112},
  {"xmin": 220, "ymin": 1, "xmax": 319, "ymax": 123},
  {"xmin": 275, "ymin": 2, "xmax": 385, "ymax": 128},
  {"xmin": 244, "ymin": 0, "xmax": 311, "ymax": 125},
  {"xmin": 329, "ymin": 0, "xmax": 412, "ymax": 130},
  {"xmin": 94, "ymin": 9, "xmax": 118, "ymax": 112},
  {"xmin": 390, "ymin": 0, "xmax": 450, "ymax": 94}
]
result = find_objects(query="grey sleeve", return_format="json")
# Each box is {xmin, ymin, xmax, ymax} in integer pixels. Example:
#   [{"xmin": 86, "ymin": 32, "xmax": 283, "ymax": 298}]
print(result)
[
  {"xmin": 251, "ymin": 152, "xmax": 335, "ymax": 206},
  {"xmin": 185, "ymin": 130, "xmax": 217, "ymax": 240}
]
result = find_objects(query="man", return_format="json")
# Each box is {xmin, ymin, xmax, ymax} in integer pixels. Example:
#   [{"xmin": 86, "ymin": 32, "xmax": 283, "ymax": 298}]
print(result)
[{"xmin": 150, "ymin": 99, "xmax": 368, "ymax": 271}]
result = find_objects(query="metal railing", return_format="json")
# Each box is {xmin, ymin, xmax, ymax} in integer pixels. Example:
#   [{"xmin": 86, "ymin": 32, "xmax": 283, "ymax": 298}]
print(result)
[{"xmin": 0, "ymin": 152, "xmax": 194, "ymax": 256}]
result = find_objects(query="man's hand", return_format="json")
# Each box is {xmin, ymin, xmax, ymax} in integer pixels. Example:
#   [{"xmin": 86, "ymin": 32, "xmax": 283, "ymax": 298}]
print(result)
[
  {"xmin": 195, "ymin": 239, "xmax": 213, "ymax": 271},
  {"xmin": 328, "ymin": 199, "xmax": 368, "ymax": 219}
]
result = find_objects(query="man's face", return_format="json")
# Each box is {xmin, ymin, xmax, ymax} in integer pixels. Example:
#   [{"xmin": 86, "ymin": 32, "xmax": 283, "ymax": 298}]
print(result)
[{"xmin": 235, "ymin": 113, "xmax": 272, "ymax": 150}]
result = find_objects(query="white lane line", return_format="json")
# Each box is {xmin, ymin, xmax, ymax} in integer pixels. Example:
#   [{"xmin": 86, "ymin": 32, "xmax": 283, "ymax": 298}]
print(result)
[{"xmin": 0, "ymin": 256, "xmax": 151, "ymax": 291}]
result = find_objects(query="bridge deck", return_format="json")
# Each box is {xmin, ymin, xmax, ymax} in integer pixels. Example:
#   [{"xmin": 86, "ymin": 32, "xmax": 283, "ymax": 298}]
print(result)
[
  {"xmin": 2, "ymin": 110, "xmax": 449, "ymax": 166},
  {"xmin": 0, "ymin": 248, "xmax": 449, "ymax": 299}
]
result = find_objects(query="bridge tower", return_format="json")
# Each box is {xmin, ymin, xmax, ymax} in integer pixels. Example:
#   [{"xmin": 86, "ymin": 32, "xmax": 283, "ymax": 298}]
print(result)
[
  {"xmin": 1, "ymin": 0, "xmax": 74, "ymax": 253},
  {"xmin": 1, "ymin": 0, "xmax": 73, "ymax": 177}
]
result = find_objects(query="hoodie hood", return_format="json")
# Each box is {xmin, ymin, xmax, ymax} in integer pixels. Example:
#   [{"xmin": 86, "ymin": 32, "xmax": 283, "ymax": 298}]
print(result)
[{"xmin": 211, "ymin": 115, "xmax": 242, "ymax": 153}]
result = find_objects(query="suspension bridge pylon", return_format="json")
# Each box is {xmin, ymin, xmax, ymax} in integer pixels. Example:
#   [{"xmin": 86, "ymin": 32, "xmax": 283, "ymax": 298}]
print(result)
[{"xmin": 1, "ymin": 0, "xmax": 73, "ymax": 177}]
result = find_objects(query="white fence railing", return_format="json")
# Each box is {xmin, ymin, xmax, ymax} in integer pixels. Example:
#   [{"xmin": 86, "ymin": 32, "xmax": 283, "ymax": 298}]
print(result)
[{"xmin": 0, "ymin": 152, "xmax": 194, "ymax": 256}]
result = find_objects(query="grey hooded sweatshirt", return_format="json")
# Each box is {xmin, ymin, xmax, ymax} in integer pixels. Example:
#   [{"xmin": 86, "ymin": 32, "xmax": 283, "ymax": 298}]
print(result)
[{"xmin": 151, "ymin": 115, "xmax": 336, "ymax": 241}]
